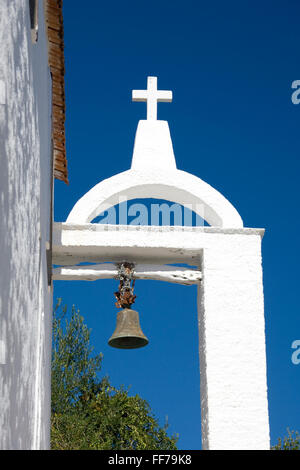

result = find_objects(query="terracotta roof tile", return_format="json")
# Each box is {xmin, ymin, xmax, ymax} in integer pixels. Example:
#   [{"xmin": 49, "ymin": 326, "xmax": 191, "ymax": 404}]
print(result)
[{"xmin": 45, "ymin": 0, "xmax": 68, "ymax": 184}]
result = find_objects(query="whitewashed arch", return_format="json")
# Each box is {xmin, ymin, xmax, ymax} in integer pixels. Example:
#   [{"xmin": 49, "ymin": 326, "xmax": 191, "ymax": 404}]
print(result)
[
  {"xmin": 66, "ymin": 168, "xmax": 243, "ymax": 227},
  {"xmin": 67, "ymin": 113, "xmax": 243, "ymax": 228}
]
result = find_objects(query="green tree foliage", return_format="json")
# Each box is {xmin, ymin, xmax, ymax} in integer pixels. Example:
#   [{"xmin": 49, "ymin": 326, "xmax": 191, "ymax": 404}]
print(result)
[
  {"xmin": 272, "ymin": 429, "xmax": 300, "ymax": 450},
  {"xmin": 51, "ymin": 300, "xmax": 178, "ymax": 450}
]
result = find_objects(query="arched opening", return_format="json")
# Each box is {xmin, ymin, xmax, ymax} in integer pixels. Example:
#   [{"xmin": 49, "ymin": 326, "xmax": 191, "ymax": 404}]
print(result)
[{"xmin": 91, "ymin": 198, "xmax": 210, "ymax": 227}]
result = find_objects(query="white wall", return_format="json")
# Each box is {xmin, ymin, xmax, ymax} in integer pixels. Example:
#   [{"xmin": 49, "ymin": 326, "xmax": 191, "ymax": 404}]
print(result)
[{"xmin": 0, "ymin": 0, "xmax": 53, "ymax": 449}]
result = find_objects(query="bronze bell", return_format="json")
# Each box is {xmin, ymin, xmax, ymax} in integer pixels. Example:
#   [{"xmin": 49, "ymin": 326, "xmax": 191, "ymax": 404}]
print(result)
[{"xmin": 108, "ymin": 308, "xmax": 149, "ymax": 349}]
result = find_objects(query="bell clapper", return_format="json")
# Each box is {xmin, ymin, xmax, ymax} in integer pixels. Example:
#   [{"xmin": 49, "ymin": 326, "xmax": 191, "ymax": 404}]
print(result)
[{"xmin": 108, "ymin": 262, "xmax": 149, "ymax": 349}]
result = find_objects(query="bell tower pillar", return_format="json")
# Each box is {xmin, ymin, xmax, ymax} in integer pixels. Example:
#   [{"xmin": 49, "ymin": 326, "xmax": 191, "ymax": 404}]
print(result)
[{"xmin": 198, "ymin": 233, "xmax": 269, "ymax": 449}]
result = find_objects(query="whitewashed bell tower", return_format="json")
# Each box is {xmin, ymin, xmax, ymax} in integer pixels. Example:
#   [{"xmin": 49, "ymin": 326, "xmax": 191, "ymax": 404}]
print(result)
[{"xmin": 53, "ymin": 77, "xmax": 270, "ymax": 450}]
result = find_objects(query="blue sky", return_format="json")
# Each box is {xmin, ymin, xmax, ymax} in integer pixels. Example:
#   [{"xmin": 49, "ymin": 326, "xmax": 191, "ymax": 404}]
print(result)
[{"xmin": 54, "ymin": 1, "xmax": 300, "ymax": 449}]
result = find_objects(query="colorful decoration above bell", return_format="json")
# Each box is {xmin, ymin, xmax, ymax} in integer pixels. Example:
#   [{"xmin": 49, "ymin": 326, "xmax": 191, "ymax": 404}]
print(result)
[{"xmin": 108, "ymin": 262, "xmax": 149, "ymax": 349}]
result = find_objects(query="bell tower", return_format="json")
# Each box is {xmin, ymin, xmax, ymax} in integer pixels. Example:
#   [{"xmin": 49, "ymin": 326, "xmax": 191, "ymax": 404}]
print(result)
[{"xmin": 53, "ymin": 76, "xmax": 270, "ymax": 449}]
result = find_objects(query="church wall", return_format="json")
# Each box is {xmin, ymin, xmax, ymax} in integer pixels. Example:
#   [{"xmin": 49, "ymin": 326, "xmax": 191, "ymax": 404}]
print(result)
[{"xmin": 0, "ymin": 0, "xmax": 53, "ymax": 449}]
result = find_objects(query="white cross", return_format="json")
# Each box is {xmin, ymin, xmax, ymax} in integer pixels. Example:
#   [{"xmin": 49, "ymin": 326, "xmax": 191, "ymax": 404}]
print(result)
[{"xmin": 132, "ymin": 76, "xmax": 172, "ymax": 121}]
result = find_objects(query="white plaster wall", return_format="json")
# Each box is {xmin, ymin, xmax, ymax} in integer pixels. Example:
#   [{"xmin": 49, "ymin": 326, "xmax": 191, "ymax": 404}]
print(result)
[{"xmin": 0, "ymin": 0, "xmax": 53, "ymax": 449}]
